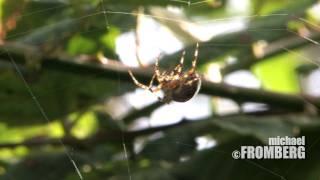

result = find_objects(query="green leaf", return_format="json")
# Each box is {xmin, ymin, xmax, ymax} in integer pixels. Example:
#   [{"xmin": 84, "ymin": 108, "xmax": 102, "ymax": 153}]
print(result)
[
  {"xmin": 252, "ymin": 52, "xmax": 301, "ymax": 94},
  {"xmin": 100, "ymin": 26, "xmax": 120, "ymax": 51},
  {"xmin": 67, "ymin": 34, "xmax": 98, "ymax": 55},
  {"xmin": 71, "ymin": 111, "xmax": 98, "ymax": 139}
]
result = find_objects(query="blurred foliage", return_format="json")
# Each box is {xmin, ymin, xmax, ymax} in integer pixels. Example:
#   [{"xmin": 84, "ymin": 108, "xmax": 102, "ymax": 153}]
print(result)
[
  {"xmin": 253, "ymin": 53, "xmax": 301, "ymax": 93},
  {"xmin": 0, "ymin": 0, "xmax": 320, "ymax": 180}
]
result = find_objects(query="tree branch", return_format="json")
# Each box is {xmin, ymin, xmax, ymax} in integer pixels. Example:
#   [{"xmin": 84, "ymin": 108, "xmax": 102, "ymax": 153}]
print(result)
[
  {"xmin": 1, "ymin": 42, "xmax": 319, "ymax": 111},
  {"xmin": 221, "ymin": 31, "xmax": 320, "ymax": 75}
]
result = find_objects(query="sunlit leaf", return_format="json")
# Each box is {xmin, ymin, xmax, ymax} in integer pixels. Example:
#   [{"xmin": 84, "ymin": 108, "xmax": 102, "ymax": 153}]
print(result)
[{"xmin": 252, "ymin": 52, "xmax": 301, "ymax": 94}]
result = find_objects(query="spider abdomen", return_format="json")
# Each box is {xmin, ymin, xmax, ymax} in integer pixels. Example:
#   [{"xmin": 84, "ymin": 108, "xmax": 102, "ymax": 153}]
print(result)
[
  {"xmin": 128, "ymin": 43, "xmax": 201, "ymax": 103},
  {"xmin": 171, "ymin": 73, "xmax": 201, "ymax": 102}
]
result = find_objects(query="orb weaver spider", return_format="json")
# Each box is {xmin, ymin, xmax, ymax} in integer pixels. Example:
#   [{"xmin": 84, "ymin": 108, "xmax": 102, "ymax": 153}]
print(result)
[{"xmin": 128, "ymin": 43, "xmax": 201, "ymax": 103}]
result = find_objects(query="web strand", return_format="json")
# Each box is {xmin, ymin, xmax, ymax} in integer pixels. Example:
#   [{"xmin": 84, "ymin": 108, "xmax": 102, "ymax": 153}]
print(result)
[
  {"xmin": 100, "ymin": 0, "xmax": 133, "ymax": 178},
  {"xmin": 122, "ymin": 135, "xmax": 132, "ymax": 180},
  {"xmin": 5, "ymin": 8, "xmax": 293, "ymax": 40},
  {"xmin": 4, "ymin": 49, "xmax": 83, "ymax": 180},
  {"xmin": 245, "ymin": 160, "xmax": 287, "ymax": 180},
  {"xmin": 169, "ymin": 0, "xmax": 213, "ymax": 6},
  {"xmin": 100, "ymin": 0, "xmax": 110, "ymax": 29},
  {"xmin": 118, "ymin": 67, "xmax": 132, "ymax": 179}
]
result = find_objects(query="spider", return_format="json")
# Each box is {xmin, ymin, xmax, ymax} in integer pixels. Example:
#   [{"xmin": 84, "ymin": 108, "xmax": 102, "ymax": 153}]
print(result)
[{"xmin": 128, "ymin": 43, "xmax": 201, "ymax": 103}]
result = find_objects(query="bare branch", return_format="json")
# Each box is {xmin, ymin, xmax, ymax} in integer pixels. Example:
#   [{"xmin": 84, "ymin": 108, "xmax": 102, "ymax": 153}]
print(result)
[{"xmin": 1, "ymin": 42, "xmax": 319, "ymax": 112}]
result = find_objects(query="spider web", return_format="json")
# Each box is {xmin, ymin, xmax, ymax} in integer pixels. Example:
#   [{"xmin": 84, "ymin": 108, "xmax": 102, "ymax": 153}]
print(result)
[{"xmin": 1, "ymin": 0, "xmax": 320, "ymax": 180}]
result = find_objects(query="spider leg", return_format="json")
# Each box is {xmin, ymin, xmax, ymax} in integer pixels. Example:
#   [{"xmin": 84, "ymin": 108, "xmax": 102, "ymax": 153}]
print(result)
[
  {"xmin": 150, "ymin": 84, "xmax": 164, "ymax": 102},
  {"xmin": 150, "ymin": 83, "xmax": 162, "ymax": 92},
  {"xmin": 148, "ymin": 73, "xmax": 156, "ymax": 88},
  {"xmin": 185, "ymin": 75, "xmax": 200, "ymax": 85},
  {"xmin": 128, "ymin": 70, "xmax": 155, "ymax": 90},
  {"xmin": 172, "ymin": 50, "xmax": 185, "ymax": 75},
  {"xmin": 155, "ymin": 55, "xmax": 163, "ymax": 82},
  {"xmin": 128, "ymin": 70, "xmax": 163, "ymax": 101},
  {"xmin": 190, "ymin": 43, "xmax": 199, "ymax": 73}
]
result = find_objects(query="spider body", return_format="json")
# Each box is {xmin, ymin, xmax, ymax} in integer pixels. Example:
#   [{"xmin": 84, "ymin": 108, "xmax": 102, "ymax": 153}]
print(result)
[
  {"xmin": 128, "ymin": 43, "xmax": 201, "ymax": 103},
  {"xmin": 162, "ymin": 71, "xmax": 201, "ymax": 102},
  {"xmin": 172, "ymin": 73, "xmax": 201, "ymax": 102}
]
